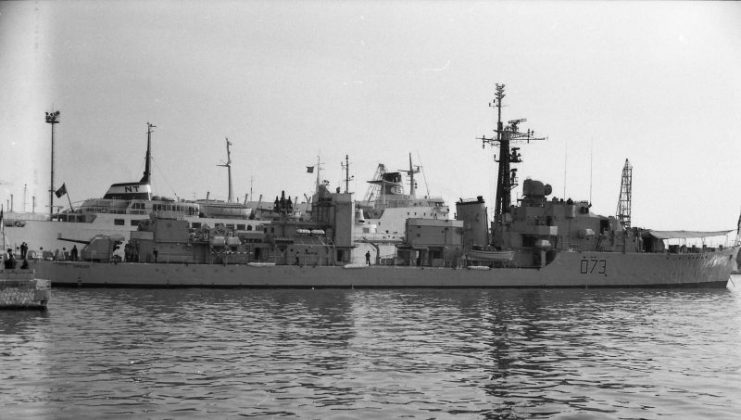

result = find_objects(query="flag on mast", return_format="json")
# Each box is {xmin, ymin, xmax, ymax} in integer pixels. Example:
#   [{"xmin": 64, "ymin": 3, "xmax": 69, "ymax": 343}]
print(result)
[
  {"xmin": 306, "ymin": 166, "xmax": 314, "ymax": 174},
  {"xmin": 55, "ymin": 183, "xmax": 67, "ymax": 198}
]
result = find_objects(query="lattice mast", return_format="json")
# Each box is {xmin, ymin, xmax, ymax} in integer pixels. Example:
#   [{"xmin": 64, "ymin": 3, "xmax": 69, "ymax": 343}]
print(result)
[
  {"xmin": 362, "ymin": 163, "xmax": 385, "ymax": 203},
  {"xmin": 616, "ymin": 159, "xmax": 633, "ymax": 228},
  {"xmin": 478, "ymin": 84, "xmax": 546, "ymax": 226}
]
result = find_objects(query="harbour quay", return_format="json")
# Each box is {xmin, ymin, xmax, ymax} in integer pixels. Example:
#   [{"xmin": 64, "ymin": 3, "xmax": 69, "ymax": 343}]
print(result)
[{"xmin": 0, "ymin": 270, "xmax": 50, "ymax": 309}]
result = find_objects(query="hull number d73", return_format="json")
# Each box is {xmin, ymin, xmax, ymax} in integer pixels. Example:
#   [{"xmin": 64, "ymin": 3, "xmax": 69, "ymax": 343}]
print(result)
[{"xmin": 580, "ymin": 257, "xmax": 607, "ymax": 276}]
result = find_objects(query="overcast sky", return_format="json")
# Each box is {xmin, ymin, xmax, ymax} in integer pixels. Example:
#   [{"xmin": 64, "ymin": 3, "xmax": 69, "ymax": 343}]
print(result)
[{"xmin": 1, "ymin": 1, "xmax": 740, "ymax": 231}]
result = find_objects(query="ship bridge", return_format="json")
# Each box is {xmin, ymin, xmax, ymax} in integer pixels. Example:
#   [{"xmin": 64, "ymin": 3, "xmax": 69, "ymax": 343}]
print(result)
[{"xmin": 103, "ymin": 182, "xmax": 152, "ymax": 200}]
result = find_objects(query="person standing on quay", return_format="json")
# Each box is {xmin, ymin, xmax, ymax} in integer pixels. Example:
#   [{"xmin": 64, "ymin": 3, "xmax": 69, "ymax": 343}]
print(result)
[{"xmin": 4, "ymin": 249, "xmax": 16, "ymax": 269}]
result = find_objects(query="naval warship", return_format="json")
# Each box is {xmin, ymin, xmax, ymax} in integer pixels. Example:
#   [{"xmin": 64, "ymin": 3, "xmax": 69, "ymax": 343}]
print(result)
[{"xmin": 32, "ymin": 85, "xmax": 738, "ymax": 287}]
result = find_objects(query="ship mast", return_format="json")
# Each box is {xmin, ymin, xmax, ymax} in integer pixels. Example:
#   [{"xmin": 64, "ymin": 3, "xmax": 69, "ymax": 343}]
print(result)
[
  {"xmin": 616, "ymin": 158, "xmax": 632, "ymax": 228},
  {"xmin": 1, "ymin": 205, "xmax": 4, "ymax": 250},
  {"xmin": 478, "ymin": 84, "xmax": 546, "ymax": 226},
  {"xmin": 399, "ymin": 153, "xmax": 420, "ymax": 199},
  {"xmin": 341, "ymin": 154, "xmax": 354, "ymax": 194},
  {"xmin": 217, "ymin": 137, "xmax": 233, "ymax": 202},
  {"xmin": 315, "ymin": 155, "xmax": 322, "ymax": 189},
  {"xmin": 140, "ymin": 122, "xmax": 155, "ymax": 184},
  {"xmin": 45, "ymin": 110, "xmax": 60, "ymax": 218}
]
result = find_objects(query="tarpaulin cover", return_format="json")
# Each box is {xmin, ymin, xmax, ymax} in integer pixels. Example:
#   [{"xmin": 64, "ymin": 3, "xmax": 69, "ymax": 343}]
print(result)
[{"xmin": 646, "ymin": 230, "xmax": 733, "ymax": 240}]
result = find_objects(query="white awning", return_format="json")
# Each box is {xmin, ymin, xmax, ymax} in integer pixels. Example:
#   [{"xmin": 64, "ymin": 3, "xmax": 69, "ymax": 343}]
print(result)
[{"xmin": 646, "ymin": 230, "xmax": 733, "ymax": 240}]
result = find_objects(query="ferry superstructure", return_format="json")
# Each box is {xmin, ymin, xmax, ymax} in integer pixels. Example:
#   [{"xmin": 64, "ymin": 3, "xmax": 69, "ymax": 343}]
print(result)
[
  {"xmin": 2, "ymin": 123, "xmax": 261, "ymax": 259},
  {"xmin": 351, "ymin": 154, "xmax": 449, "ymax": 264}
]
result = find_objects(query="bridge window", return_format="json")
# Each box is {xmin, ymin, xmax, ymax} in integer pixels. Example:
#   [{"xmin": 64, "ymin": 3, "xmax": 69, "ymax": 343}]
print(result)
[{"xmin": 114, "ymin": 219, "xmax": 125, "ymax": 226}]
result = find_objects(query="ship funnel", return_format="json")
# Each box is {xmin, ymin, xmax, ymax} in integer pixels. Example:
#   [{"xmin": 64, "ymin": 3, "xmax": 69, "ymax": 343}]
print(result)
[{"xmin": 381, "ymin": 172, "xmax": 403, "ymax": 195}]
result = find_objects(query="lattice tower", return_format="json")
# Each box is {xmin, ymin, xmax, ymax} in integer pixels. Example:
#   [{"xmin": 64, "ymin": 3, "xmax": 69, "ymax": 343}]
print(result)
[{"xmin": 616, "ymin": 159, "xmax": 633, "ymax": 228}]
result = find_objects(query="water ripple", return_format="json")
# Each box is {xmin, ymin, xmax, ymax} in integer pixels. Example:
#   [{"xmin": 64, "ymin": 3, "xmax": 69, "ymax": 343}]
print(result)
[{"xmin": 1, "ymin": 286, "xmax": 741, "ymax": 418}]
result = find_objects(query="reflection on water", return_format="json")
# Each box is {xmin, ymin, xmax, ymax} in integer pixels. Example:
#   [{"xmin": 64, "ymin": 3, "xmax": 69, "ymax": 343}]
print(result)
[{"xmin": 1, "ymin": 287, "xmax": 741, "ymax": 419}]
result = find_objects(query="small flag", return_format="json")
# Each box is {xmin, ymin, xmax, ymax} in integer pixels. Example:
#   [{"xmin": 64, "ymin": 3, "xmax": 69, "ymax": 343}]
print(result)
[
  {"xmin": 306, "ymin": 166, "xmax": 314, "ymax": 174},
  {"xmin": 55, "ymin": 183, "xmax": 67, "ymax": 198}
]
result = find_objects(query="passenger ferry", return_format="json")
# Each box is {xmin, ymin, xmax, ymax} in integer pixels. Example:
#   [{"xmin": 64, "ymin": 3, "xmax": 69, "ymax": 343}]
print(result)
[{"xmin": 3, "ymin": 123, "xmax": 261, "ymax": 259}]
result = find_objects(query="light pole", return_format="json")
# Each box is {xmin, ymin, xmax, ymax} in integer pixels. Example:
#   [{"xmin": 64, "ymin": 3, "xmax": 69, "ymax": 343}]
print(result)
[{"xmin": 45, "ymin": 110, "xmax": 60, "ymax": 218}]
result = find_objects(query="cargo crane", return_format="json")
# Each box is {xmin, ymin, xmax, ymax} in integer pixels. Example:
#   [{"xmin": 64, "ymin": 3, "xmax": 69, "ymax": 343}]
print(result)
[{"xmin": 616, "ymin": 159, "xmax": 633, "ymax": 228}]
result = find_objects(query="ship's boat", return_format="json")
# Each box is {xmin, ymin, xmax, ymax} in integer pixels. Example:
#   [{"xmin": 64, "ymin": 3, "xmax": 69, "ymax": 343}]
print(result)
[
  {"xmin": 465, "ymin": 249, "xmax": 515, "ymax": 263},
  {"xmin": 196, "ymin": 200, "xmax": 252, "ymax": 219}
]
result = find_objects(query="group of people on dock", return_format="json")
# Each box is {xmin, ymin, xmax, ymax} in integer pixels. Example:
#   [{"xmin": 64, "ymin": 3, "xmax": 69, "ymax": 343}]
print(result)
[
  {"xmin": 2, "ymin": 242, "xmax": 79, "ymax": 269},
  {"xmin": 3, "ymin": 248, "xmax": 29, "ymax": 269},
  {"xmin": 53, "ymin": 246, "xmax": 79, "ymax": 261}
]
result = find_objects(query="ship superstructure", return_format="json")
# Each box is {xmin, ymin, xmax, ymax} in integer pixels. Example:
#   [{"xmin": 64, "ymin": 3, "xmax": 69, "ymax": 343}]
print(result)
[
  {"xmin": 355, "ymin": 155, "xmax": 448, "ymax": 237},
  {"xmin": 3, "ymin": 122, "xmax": 261, "ymax": 259},
  {"xmin": 351, "ymin": 154, "xmax": 449, "ymax": 264},
  {"xmin": 12, "ymin": 85, "xmax": 741, "ymax": 287},
  {"xmin": 195, "ymin": 137, "xmax": 253, "ymax": 219}
]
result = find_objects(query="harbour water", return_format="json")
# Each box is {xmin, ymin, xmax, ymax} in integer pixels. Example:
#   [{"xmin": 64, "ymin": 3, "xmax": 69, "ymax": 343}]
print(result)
[{"xmin": 2, "ymin": 280, "xmax": 741, "ymax": 419}]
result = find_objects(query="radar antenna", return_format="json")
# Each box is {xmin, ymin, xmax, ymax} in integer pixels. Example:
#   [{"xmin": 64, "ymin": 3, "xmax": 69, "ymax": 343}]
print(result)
[
  {"xmin": 477, "ymin": 84, "xmax": 546, "ymax": 225},
  {"xmin": 616, "ymin": 159, "xmax": 632, "ymax": 228}
]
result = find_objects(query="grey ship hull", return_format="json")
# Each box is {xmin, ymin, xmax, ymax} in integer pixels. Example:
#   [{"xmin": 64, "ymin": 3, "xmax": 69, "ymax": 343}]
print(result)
[{"xmin": 35, "ymin": 247, "xmax": 737, "ymax": 288}]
